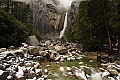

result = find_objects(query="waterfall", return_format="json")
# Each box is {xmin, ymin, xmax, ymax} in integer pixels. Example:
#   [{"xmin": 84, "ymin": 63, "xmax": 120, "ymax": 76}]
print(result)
[{"xmin": 59, "ymin": 13, "xmax": 68, "ymax": 38}]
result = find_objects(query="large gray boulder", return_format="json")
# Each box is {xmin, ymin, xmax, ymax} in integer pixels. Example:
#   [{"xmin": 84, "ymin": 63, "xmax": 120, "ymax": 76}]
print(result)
[
  {"xmin": 28, "ymin": 46, "xmax": 39, "ymax": 56},
  {"xmin": 27, "ymin": 35, "xmax": 40, "ymax": 46}
]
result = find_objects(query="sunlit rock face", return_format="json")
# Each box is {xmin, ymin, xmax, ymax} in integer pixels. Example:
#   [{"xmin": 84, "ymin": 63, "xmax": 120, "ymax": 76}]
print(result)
[{"xmin": 30, "ymin": 0, "xmax": 65, "ymax": 34}]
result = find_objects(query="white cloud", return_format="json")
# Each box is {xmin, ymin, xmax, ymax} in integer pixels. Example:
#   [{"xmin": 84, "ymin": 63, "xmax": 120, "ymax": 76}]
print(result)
[
  {"xmin": 58, "ymin": 0, "xmax": 73, "ymax": 8},
  {"xmin": 13, "ymin": 0, "xmax": 77, "ymax": 8},
  {"xmin": 13, "ymin": 0, "xmax": 31, "ymax": 3}
]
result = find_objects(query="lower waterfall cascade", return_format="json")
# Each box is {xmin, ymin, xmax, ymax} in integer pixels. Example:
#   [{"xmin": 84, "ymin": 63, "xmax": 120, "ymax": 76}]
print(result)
[{"xmin": 59, "ymin": 13, "xmax": 68, "ymax": 38}]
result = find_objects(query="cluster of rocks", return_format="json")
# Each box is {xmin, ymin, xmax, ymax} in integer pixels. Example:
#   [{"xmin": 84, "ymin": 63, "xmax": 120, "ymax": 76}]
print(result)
[
  {"xmin": 101, "ymin": 62, "xmax": 120, "ymax": 80},
  {"xmin": 0, "ymin": 46, "xmax": 44, "ymax": 80},
  {"xmin": 58, "ymin": 62, "xmax": 120, "ymax": 80},
  {"xmin": 84, "ymin": 52, "xmax": 120, "ymax": 63},
  {"xmin": 0, "ymin": 36, "xmax": 120, "ymax": 80},
  {"xmin": 0, "ymin": 38, "xmax": 84, "ymax": 80}
]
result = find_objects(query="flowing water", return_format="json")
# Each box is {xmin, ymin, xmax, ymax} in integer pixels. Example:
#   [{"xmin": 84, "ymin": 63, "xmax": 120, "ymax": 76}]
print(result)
[
  {"xmin": 59, "ymin": 13, "xmax": 68, "ymax": 38},
  {"xmin": 91, "ymin": 71, "xmax": 102, "ymax": 80}
]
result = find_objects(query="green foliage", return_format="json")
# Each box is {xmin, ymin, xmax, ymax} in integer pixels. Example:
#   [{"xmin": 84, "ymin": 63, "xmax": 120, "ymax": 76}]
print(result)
[
  {"xmin": 109, "ymin": 15, "xmax": 120, "ymax": 28},
  {"xmin": 83, "ymin": 39, "xmax": 103, "ymax": 52},
  {"xmin": 65, "ymin": 23, "xmax": 75, "ymax": 42},
  {"xmin": 66, "ymin": 0, "xmax": 119, "ymax": 52},
  {"xmin": 0, "ymin": 9, "xmax": 29, "ymax": 47},
  {"xmin": 0, "ymin": 1, "xmax": 41, "ymax": 48},
  {"xmin": 30, "ymin": 28, "xmax": 41, "ymax": 41}
]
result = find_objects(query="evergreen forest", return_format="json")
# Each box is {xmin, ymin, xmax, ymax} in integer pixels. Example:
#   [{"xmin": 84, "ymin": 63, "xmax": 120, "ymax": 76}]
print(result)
[
  {"xmin": 66, "ymin": 0, "xmax": 120, "ymax": 54},
  {"xmin": 0, "ymin": 0, "xmax": 41, "ymax": 48}
]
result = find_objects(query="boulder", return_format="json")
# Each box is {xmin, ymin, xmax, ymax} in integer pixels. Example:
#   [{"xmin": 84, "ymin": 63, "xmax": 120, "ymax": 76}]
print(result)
[
  {"xmin": 15, "ymin": 66, "xmax": 24, "ymax": 80},
  {"xmin": 50, "ymin": 53, "xmax": 55, "ymax": 60},
  {"xmin": 15, "ymin": 76, "xmax": 25, "ymax": 80},
  {"xmin": 0, "ymin": 64, "xmax": 4, "ymax": 70},
  {"xmin": 101, "ymin": 63, "xmax": 108, "ymax": 68},
  {"xmin": 58, "ymin": 67, "xmax": 64, "ymax": 73},
  {"xmin": 28, "ymin": 46, "xmax": 39, "ymax": 56},
  {"xmin": 14, "ymin": 49, "xmax": 24, "ymax": 57},
  {"xmin": 0, "ymin": 51, "xmax": 11, "ymax": 60},
  {"xmin": 35, "ymin": 69, "xmax": 42, "ymax": 77},
  {"xmin": 44, "ymin": 69, "xmax": 48, "ymax": 74},
  {"xmin": 101, "ymin": 54, "xmax": 109, "ymax": 59},
  {"xmin": 116, "ymin": 74, "xmax": 120, "ymax": 80},
  {"xmin": 22, "ymin": 43, "xmax": 28, "ymax": 48},
  {"xmin": 102, "ymin": 70, "xmax": 110, "ymax": 79},
  {"xmin": 108, "ymin": 69, "xmax": 119, "ymax": 75},
  {"xmin": 74, "ymin": 69, "xmax": 87, "ymax": 80},
  {"xmin": 45, "ymin": 40, "xmax": 51, "ymax": 46},
  {"xmin": 39, "ymin": 51, "xmax": 48, "ymax": 56},
  {"xmin": 55, "ymin": 55, "xmax": 61, "ymax": 61},
  {"xmin": 7, "ymin": 75, "xmax": 13, "ymax": 80},
  {"xmin": 108, "ymin": 55, "xmax": 117, "ymax": 62},
  {"xmin": 33, "ymin": 56, "xmax": 43, "ymax": 61},
  {"xmin": 100, "ymin": 59, "xmax": 108, "ymax": 63},
  {"xmin": 107, "ymin": 65, "xmax": 119, "ymax": 75},
  {"xmin": 37, "ymin": 78, "xmax": 44, "ymax": 80},
  {"xmin": 27, "ymin": 70, "xmax": 36, "ymax": 79},
  {"xmin": 0, "ymin": 70, "xmax": 9, "ymax": 80},
  {"xmin": 55, "ymin": 45, "xmax": 67, "ymax": 54},
  {"xmin": 8, "ymin": 46, "xmax": 15, "ymax": 50},
  {"xmin": 22, "ymin": 48, "xmax": 28, "ymax": 54},
  {"xmin": 99, "ymin": 68, "xmax": 105, "ymax": 72},
  {"xmin": 0, "ymin": 48, "xmax": 6, "ymax": 53},
  {"xmin": 27, "ymin": 35, "xmax": 39, "ymax": 46},
  {"xmin": 25, "ymin": 62, "xmax": 33, "ymax": 67},
  {"xmin": 64, "ymin": 66, "xmax": 71, "ymax": 72},
  {"xmin": 48, "ymin": 45, "xmax": 54, "ymax": 50},
  {"xmin": 83, "ymin": 67, "xmax": 92, "ymax": 75},
  {"xmin": 34, "ymin": 63, "xmax": 40, "ymax": 69}
]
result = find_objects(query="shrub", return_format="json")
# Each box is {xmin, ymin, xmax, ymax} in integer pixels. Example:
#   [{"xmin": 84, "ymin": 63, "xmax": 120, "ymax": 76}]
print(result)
[
  {"xmin": 0, "ymin": 9, "xmax": 29, "ymax": 48},
  {"xmin": 83, "ymin": 39, "xmax": 103, "ymax": 52}
]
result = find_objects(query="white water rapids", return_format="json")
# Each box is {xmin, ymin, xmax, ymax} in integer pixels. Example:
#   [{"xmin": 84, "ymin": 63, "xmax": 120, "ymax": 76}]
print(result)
[{"xmin": 59, "ymin": 13, "xmax": 68, "ymax": 38}]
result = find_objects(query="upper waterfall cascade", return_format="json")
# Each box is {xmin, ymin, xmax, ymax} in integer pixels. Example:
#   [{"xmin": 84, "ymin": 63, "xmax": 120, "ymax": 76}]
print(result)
[{"xmin": 59, "ymin": 13, "xmax": 68, "ymax": 38}]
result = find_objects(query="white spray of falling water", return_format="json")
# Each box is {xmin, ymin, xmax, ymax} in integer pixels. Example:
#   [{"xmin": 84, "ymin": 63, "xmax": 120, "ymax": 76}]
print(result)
[
  {"xmin": 91, "ymin": 69, "xmax": 103, "ymax": 80},
  {"xmin": 59, "ymin": 13, "xmax": 68, "ymax": 38}
]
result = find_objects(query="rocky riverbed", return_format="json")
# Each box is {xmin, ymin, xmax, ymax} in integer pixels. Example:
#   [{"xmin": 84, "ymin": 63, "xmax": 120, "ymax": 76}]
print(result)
[{"xmin": 0, "ymin": 38, "xmax": 120, "ymax": 80}]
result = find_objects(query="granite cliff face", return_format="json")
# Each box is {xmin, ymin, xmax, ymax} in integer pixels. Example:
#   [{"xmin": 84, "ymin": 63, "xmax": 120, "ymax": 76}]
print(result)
[
  {"xmin": 30, "ymin": 0, "xmax": 65, "ymax": 35},
  {"xmin": 68, "ymin": 1, "xmax": 80, "ymax": 24}
]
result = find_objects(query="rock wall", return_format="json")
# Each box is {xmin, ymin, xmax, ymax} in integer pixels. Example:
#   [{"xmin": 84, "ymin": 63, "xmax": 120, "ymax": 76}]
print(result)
[
  {"xmin": 30, "ymin": 0, "xmax": 65, "ymax": 34},
  {"xmin": 68, "ymin": 1, "xmax": 80, "ymax": 24}
]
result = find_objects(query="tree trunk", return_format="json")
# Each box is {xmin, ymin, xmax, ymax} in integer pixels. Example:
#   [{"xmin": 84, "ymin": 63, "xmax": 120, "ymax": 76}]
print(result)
[
  {"xmin": 89, "ymin": 28, "xmax": 93, "ymax": 40},
  {"xmin": 106, "ymin": 21, "xmax": 112, "ymax": 53},
  {"xmin": 103, "ymin": 1, "xmax": 112, "ymax": 53},
  {"xmin": 118, "ymin": 1, "xmax": 120, "ymax": 55},
  {"xmin": 118, "ymin": 27, "xmax": 120, "ymax": 55}
]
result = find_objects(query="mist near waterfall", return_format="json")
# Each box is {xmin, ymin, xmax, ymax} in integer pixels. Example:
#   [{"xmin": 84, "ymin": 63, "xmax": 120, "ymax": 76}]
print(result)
[{"xmin": 12, "ymin": 0, "xmax": 84, "ymax": 8}]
